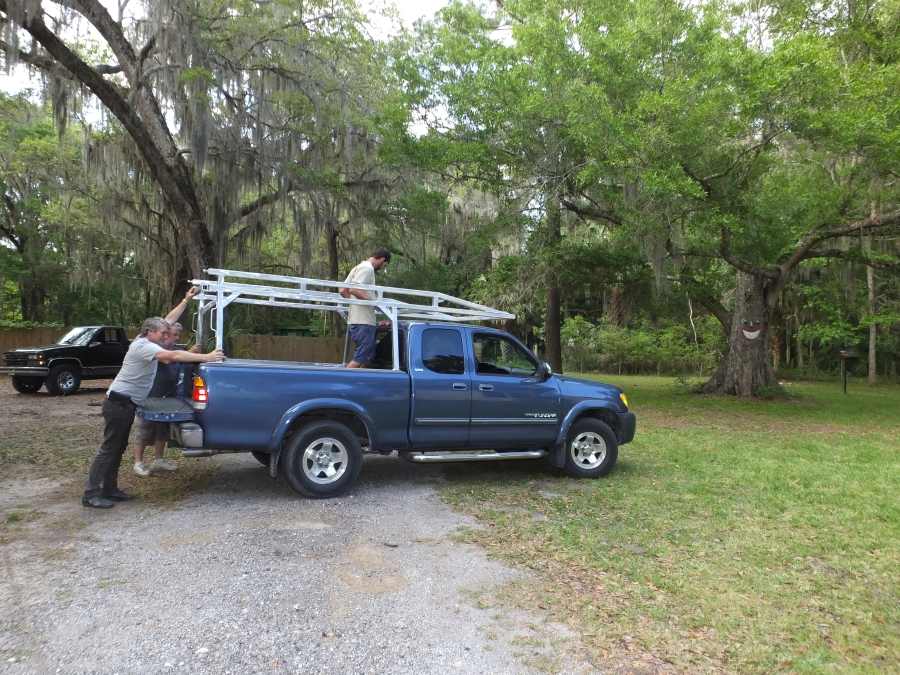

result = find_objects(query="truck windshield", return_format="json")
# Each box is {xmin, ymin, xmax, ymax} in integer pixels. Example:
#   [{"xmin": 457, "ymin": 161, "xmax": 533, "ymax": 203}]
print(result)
[{"xmin": 58, "ymin": 327, "xmax": 97, "ymax": 346}]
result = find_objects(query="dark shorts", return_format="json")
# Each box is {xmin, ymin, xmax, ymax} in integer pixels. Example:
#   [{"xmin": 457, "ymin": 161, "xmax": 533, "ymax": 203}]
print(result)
[
  {"xmin": 136, "ymin": 418, "xmax": 170, "ymax": 446},
  {"xmin": 349, "ymin": 324, "xmax": 377, "ymax": 365}
]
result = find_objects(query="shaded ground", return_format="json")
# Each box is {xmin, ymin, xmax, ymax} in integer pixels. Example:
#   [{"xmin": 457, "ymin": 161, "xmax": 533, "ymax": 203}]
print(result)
[{"xmin": 0, "ymin": 378, "xmax": 598, "ymax": 674}]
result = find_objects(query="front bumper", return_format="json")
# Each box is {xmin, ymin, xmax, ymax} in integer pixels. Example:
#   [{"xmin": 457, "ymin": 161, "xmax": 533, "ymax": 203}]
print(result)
[
  {"xmin": 616, "ymin": 411, "xmax": 636, "ymax": 444},
  {"xmin": 0, "ymin": 367, "xmax": 50, "ymax": 377}
]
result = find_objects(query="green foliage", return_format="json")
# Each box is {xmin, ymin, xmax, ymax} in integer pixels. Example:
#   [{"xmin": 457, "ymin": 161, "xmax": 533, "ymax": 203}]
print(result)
[{"xmin": 561, "ymin": 315, "xmax": 725, "ymax": 376}]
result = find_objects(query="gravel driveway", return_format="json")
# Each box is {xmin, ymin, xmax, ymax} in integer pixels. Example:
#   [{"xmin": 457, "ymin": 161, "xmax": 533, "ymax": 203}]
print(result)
[{"xmin": 1, "ymin": 384, "xmax": 592, "ymax": 674}]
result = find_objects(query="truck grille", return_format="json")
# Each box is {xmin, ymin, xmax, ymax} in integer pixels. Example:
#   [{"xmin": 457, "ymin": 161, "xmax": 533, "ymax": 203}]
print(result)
[{"xmin": 4, "ymin": 352, "xmax": 29, "ymax": 367}]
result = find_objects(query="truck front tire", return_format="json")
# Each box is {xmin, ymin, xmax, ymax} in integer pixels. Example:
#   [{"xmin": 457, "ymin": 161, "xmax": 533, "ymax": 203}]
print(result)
[
  {"xmin": 46, "ymin": 364, "xmax": 81, "ymax": 396},
  {"xmin": 11, "ymin": 375, "xmax": 43, "ymax": 394},
  {"xmin": 282, "ymin": 420, "xmax": 363, "ymax": 498},
  {"xmin": 563, "ymin": 418, "xmax": 618, "ymax": 478}
]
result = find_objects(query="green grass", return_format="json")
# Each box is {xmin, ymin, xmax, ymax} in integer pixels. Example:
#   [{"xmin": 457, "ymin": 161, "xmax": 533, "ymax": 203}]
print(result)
[{"xmin": 442, "ymin": 376, "xmax": 900, "ymax": 673}]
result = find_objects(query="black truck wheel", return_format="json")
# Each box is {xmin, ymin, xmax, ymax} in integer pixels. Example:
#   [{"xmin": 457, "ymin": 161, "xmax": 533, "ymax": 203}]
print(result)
[
  {"xmin": 563, "ymin": 418, "xmax": 618, "ymax": 478},
  {"xmin": 251, "ymin": 451, "xmax": 271, "ymax": 467},
  {"xmin": 11, "ymin": 375, "xmax": 43, "ymax": 394},
  {"xmin": 46, "ymin": 364, "xmax": 81, "ymax": 396},
  {"xmin": 281, "ymin": 420, "xmax": 363, "ymax": 498}
]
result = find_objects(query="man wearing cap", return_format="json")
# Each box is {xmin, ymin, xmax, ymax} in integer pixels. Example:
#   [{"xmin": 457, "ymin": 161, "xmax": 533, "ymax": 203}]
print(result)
[{"xmin": 82, "ymin": 288, "xmax": 224, "ymax": 509}]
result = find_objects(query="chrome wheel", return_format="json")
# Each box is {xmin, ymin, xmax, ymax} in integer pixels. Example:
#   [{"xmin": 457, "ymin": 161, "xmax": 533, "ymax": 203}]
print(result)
[
  {"xmin": 301, "ymin": 437, "xmax": 348, "ymax": 485},
  {"xmin": 570, "ymin": 431, "xmax": 607, "ymax": 469},
  {"xmin": 58, "ymin": 371, "xmax": 76, "ymax": 392}
]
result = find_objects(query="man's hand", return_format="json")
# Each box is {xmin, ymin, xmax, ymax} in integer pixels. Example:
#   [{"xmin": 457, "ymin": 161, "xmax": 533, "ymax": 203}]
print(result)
[
  {"xmin": 206, "ymin": 349, "xmax": 225, "ymax": 362},
  {"xmin": 339, "ymin": 287, "xmax": 351, "ymax": 299},
  {"xmin": 377, "ymin": 320, "xmax": 392, "ymax": 331},
  {"xmin": 185, "ymin": 286, "xmax": 200, "ymax": 301}
]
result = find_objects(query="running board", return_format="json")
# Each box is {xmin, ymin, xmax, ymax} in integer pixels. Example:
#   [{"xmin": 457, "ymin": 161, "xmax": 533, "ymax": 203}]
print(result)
[
  {"xmin": 406, "ymin": 449, "xmax": 547, "ymax": 463},
  {"xmin": 181, "ymin": 448, "xmax": 246, "ymax": 457}
]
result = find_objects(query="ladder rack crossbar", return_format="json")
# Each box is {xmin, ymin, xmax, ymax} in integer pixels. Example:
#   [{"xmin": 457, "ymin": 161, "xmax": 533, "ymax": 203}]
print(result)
[
  {"xmin": 192, "ymin": 270, "xmax": 514, "ymax": 322},
  {"xmin": 201, "ymin": 268, "xmax": 509, "ymax": 318}
]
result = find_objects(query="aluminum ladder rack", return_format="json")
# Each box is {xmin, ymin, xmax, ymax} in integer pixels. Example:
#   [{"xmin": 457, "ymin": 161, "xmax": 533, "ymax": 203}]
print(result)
[{"xmin": 191, "ymin": 268, "xmax": 515, "ymax": 371}]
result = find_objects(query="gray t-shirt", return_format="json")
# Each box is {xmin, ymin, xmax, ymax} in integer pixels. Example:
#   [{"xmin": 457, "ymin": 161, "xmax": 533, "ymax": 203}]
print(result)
[
  {"xmin": 344, "ymin": 260, "xmax": 376, "ymax": 326},
  {"xmin": 109, "ymin": 337, "xmax": 164, "ymax": 405}
]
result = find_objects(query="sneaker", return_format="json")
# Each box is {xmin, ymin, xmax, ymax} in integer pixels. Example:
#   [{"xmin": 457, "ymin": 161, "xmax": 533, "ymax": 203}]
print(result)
[
  {"xmin": 133, "ymin": 462, "xmax": 151, "ymax": 477},
  {"xmin": 151, "ymin": 458, "xmax": 177, "ymax": 472}
]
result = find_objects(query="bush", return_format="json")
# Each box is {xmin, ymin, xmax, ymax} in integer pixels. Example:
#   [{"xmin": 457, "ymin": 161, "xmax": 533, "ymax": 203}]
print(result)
[{"xmin": 562, "ymin": 316, "xmax": 725, "ymax": 376}]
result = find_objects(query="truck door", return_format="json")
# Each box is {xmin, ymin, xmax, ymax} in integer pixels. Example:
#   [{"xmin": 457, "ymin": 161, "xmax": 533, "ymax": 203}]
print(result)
[
  {"xmin": 409, "ymin": 326, "xmax": 470, "ymax": 449},
  {"xmin": 88, "ymin": 327, "xmax": 127, "ymax": 376},
  {"xmin": 468, "ymin": 331, "xmax": 560, "ymax": 449}
]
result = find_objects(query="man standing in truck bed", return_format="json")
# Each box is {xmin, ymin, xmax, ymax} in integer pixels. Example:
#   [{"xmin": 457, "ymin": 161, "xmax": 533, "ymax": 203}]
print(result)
[
  {"xmin": 82, "ymin": 289, "xmax": 225, "ymax": 509},
  {"xmin": 340, "ymin": 248, "xmax": 391, "ymax": 368}
]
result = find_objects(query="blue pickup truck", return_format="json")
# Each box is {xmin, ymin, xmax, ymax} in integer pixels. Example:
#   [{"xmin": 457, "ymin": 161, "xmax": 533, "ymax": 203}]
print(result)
[{"xmin": 158, "ymin": 322, "xmax": 635, "ymax": 498}]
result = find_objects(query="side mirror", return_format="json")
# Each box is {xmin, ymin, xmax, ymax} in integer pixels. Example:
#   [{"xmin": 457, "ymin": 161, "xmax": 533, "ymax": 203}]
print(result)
[{"xmin": 539, "ymin": 361, "xmax": 553, "ymax": 381}]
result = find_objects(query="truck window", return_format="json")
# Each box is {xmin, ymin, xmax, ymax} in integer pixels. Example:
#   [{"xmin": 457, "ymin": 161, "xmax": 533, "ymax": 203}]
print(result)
[
  {"xmin": 473, "ymin": 333, "xmax": 537, "ymax": 376},
  {"xmin": 422, "ymin": 328, "xmax": 465, "ymax": 375}
]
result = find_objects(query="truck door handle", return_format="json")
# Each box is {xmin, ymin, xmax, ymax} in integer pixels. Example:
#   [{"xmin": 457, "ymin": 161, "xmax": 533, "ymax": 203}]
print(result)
[
  {"xmin": 478, "ymin": 384, "xmax": 494, "ymax": 391},
  {"xmin": 452, "ymin": 383, "xmax": 468, "ymax": 390}
]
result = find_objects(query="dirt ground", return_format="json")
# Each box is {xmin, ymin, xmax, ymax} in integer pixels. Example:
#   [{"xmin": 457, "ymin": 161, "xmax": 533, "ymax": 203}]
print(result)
[{"xmin": 0, "ymin": 378, "xmax": 598, "ymax": 674}]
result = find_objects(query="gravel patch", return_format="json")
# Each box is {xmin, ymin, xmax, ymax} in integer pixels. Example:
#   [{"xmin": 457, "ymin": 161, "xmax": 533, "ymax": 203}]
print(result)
[{"xmin": 1, "ymin": 452, "xmax": 593, "ymax": 674}]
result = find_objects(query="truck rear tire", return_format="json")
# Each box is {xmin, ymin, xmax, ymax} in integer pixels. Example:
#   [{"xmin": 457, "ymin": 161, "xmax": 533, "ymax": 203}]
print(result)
[
  {"xmin": 281, "ymin": 420, "xmax": 363, "ymax": 498},
  {"xmin": 46, "ymin": 364, "xmax": 81, "ymax": 396},
  {"xmin": 11, "ymin": 375, "xmax": 43, "ymax": 394},
  {"xmin": 563, "ymin": 418, "xmax": 618, "ymax": 478}
]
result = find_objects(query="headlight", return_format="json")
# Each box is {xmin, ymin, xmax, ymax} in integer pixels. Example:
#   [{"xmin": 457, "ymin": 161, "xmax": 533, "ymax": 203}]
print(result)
[{"xmin": 619, "ymin": 392, "xmax": 629, "ymax": 409}]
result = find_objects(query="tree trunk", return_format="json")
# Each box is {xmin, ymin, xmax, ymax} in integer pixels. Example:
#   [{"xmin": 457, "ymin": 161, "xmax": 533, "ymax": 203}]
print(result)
[
  {"xmin": 702, "ymin": 271, "xmax": 779, "ymax": 396},
  {"xmin": 865, "ymin": 236, "xmax": 877, "ymax": 384},
  {"xmin": 544, "ymin": 197, "xmax": 563, "ymax": 374}
]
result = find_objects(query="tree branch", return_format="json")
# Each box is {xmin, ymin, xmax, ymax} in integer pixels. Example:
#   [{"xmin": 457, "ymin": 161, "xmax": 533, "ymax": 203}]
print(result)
[
  {"xmin": 560, "ymin": 198, "xmax": 622, "ymax": 225},
  {"xmin": 719, "ymin": 226, "xmax": 779, "ymax": 279}
]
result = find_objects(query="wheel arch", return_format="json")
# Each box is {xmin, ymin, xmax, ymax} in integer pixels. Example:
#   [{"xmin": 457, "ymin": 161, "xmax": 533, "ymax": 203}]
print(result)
[
  {"xmin": 267, "ymin": 399, "xmax": 375, "ymax": 478},
  {"xmin": 47, "ymin": 357, "xmax": 83, "ymax": 372},
  {"xmin": 551, "ymin": 402, "xmax": 621, "ymax": 468}
]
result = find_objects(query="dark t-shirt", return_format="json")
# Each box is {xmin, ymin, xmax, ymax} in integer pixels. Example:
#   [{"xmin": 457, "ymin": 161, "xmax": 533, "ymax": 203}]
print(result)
[{"xmin": 147, "ymin": 346, "xmax": 184, "ymax": 399}]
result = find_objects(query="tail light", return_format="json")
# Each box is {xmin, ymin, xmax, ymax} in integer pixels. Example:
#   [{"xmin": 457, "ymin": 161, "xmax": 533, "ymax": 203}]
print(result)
[{"xmin": 192, "ymin": 374, "xmax": 208, "ymax": 409}]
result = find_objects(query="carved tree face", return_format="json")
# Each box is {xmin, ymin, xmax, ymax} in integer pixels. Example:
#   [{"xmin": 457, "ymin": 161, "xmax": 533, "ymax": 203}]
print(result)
[{"xmin": 741, "ymin": 319, "xmax": 766, "ymax": 341}]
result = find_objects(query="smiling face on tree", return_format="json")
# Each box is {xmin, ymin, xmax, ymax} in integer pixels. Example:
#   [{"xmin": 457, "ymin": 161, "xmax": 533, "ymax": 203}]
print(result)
[{"xmin": 741, "ymin": 319, "xmax": 766, "ymax": 341}]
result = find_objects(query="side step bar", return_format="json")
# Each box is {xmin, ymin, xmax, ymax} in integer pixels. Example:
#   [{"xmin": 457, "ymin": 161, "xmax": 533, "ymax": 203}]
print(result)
[
  {"xmin": 405, "ymin": 449, "xmax": 547, "ymax": 463},
  {"xmin": 181, "ymin": 448, "xmax": 247, "ymax": 457}
]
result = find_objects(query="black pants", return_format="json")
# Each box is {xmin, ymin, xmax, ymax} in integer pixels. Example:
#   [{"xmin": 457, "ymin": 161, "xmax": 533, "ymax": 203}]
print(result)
[{"xmin": 84, "ymin": 398, "xmax": 136, "ymax": 498}]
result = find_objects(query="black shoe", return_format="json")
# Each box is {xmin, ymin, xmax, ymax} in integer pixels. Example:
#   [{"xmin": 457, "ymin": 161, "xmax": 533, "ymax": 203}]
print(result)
[
  {"xmin": 82, "ymin": 495, "xmax": 115, "ymax": 509},
  {"xmin": 102, "ymin": 490, "xmax": 134, "ymax": 502}
]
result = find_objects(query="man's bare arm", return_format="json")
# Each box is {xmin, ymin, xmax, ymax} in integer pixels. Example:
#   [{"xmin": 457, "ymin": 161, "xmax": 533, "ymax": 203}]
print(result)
[
  {"xmin": 164, "ymin": 286, "xmax": 199, "ymax": 324},
  {"xmin": 156, "ymin": 348, "xmax": 224, "ymax": 365}
]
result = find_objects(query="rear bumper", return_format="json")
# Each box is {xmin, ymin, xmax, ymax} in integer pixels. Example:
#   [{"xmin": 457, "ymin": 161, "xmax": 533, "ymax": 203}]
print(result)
[
  {"xmin": 174, "ymin": 422, "xmax": 204, "ymax": 449},
  {"xmin": 617, "ymin": 411, "xmax": 636, "ymax": 444},
  {"xmin": 0, "ymin": 367, "xmax": 49, "ymax": 377}
]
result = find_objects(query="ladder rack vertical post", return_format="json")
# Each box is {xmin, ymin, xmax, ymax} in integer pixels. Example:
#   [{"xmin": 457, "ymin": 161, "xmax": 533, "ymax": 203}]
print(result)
[
  {"xmin": 196, "ymin": 299, "xmax": 205, "ymax": 348},
  {"xmin": 215, "ymin": 273, "xmax": 225, "ymax": 351},
  {"xmin": 342, "ymin": 328, "xmax": 350, "ymax": 365},
  {"xmin": 387, "ymin": 307, "xmax": 400, "ymax": 371}
]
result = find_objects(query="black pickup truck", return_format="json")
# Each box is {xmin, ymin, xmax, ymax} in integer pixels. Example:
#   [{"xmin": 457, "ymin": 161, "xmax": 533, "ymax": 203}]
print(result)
[{"xmin": 1, "ymin": 326, "xmax": 129, "ymax": 395}]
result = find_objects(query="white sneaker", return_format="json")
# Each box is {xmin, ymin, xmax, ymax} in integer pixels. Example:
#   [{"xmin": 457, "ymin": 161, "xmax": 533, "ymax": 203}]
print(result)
[
  {"xmin": 151, "ymin": 458, "xmax": 177, "ymax": 472},
  {"xmin": 133, "ymin": 462, "xmax": 151, "ymax": 477}
]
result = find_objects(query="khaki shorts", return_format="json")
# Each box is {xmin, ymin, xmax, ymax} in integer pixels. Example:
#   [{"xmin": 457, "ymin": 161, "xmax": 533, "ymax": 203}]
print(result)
[{"xmin": 136, "ymin": 418, "xmax": 170, "ymax": 447}]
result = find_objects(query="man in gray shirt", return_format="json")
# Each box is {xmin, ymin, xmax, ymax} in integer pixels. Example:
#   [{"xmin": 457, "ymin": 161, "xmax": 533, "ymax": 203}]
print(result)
[{"xmin": 82, "ymin": 289, "xmax": 224, "ymax": 508}]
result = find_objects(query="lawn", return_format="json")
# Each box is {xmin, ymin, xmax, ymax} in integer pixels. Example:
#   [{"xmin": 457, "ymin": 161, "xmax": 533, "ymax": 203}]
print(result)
[{"xmin": 442, "ymin": 376, "xmax": 900, "ymax": 673}]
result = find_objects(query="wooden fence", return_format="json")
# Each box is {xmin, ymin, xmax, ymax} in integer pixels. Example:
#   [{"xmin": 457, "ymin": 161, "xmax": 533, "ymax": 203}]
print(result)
[
  {"xmin": 230, "ymin": 335, "xmax": 345, "ymax": 363},
  {"xmin": 1, "ymin": 328, "xmax": 346, "ymax": 364}
]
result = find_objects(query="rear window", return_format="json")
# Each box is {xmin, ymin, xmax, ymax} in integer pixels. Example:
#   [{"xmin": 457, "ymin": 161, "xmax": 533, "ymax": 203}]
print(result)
[{"xmin": 422, "ymin": 328, "xmax": 465, "ymax": 375}]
